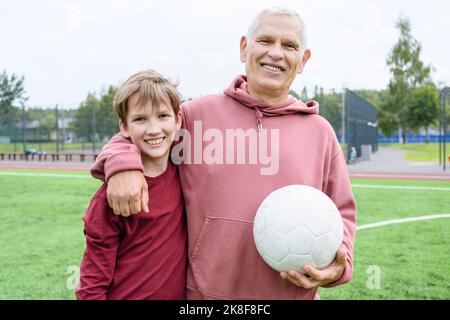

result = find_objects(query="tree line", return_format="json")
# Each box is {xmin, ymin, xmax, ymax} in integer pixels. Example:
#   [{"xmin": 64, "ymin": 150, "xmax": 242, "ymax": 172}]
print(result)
[{"xmin": 291, "ymin": 17, "xmax": 442, "ymax": 144}]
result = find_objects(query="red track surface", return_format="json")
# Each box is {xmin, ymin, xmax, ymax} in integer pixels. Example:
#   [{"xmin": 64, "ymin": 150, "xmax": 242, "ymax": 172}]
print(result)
[
  {"xmin": 1, "ymin": 161, "xmax": 449, "ymax": 181},
  {"xmin": 0, "ymin": 162, "xmax": 91, "ymax": 172}
]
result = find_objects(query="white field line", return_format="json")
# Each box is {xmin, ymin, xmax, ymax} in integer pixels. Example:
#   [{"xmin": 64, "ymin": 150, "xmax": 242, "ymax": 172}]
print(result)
[
  {"xmin": 1, "ymin": 172, "xmax": 449, "ymax": 191},
  {"xmin": 352, "ymin": 184, "xmax": 450, "ymax": 191},
  {"xmin": 357, "ymin": 214, "xmax": 450, "ymax": 231},
  {"xmin": 0, "ymin": 172, "xmax": 91, "ymax": 179}
]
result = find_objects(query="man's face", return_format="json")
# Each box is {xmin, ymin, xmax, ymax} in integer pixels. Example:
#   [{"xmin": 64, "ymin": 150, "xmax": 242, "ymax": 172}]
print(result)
[{"xmin": 240, "ymin": 14, "xmax": 311, "ymax": 102}]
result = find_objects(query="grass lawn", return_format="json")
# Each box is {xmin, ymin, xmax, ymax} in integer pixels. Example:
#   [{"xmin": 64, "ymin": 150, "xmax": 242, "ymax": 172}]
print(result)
[
  {"xmin": 318, "ymin": 218, "xmax": 450, "ymax": 300},
  {"xmin": 0, "ymin": 170, "xmax": 449, "ymax": 299},
  {"xmin": 382, "ymin": 143, "xmax": 446, "ymax": 162},
  {"xmin": 0, "ymin": 171, "xmax": 100, "ymax": 299}
]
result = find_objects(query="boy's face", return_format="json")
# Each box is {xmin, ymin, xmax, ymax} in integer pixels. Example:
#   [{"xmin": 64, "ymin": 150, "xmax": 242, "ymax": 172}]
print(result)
[{"xmin": 119, "ymin": 93, "xmax": 181, "ymax": 164}]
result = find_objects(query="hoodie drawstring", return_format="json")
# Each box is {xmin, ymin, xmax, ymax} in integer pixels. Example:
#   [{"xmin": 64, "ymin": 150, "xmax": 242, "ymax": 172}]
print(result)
[{"xmin": 255, "ymin": 108, "xmax": 263, "ymax": 132}]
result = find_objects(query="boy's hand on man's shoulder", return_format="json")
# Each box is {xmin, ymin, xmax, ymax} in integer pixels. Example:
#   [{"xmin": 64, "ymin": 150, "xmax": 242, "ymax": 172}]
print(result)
[{"xmin": 107, "ymin": 170, "xmax": 149, "ymax": 216}]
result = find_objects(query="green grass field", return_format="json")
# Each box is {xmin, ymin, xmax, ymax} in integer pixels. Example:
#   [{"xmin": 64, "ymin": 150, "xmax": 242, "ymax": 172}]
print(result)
[
  {"xmin": 0, "ymin": 169, "xmax": 449, "ymax": 300},
  {"xmin": 382, "ymin": 143, "xmax": 445, "ymax": 162}
]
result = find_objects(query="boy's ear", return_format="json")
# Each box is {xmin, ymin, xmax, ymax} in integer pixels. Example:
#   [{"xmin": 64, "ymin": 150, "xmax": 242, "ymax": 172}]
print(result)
[
  {"xmin": 119, "ymin": 119, "xmax": 130, "ymax": 138},
  {"xmin": 175, "ymin": 111, "xmax": 182, "ymax": 130}
]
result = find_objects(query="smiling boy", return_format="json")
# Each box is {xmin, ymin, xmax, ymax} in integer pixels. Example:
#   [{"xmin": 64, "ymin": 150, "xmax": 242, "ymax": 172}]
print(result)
[{"xmin": 76, "ymin": 70, "xmax": 186, "ymax": 300}]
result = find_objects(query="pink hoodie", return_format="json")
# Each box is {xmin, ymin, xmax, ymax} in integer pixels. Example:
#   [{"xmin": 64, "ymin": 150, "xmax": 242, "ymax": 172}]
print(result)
[{"xmin": 92, "ymin": 75, "xmax": 356, "ymax": 300}]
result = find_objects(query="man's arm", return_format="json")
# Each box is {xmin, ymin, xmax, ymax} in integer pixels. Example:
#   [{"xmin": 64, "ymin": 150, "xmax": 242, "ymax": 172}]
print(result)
[
  {"xmin": 76, "ymin": 193, "xmax": 121, "ymax": 300},
  {"xmin": 281, "ymin": 145, "xmax": 357, "ymax": 289},
  {"xmin": 319, "ymin": 148, "xmax": 356, "ymax": 287},
  {"xmin": 91, "ymin": 133, "xmax": 143, "ymax": 182},
  {"xmin": 91, "ymin": 133, "xmax": 148, "ymax": 215}
]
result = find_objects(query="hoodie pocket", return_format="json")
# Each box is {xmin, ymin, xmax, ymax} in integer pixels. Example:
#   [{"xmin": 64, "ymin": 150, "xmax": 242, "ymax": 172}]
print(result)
[{"xmin": 189, "ymin": 216, "xmax": 302, "ymax": 300}]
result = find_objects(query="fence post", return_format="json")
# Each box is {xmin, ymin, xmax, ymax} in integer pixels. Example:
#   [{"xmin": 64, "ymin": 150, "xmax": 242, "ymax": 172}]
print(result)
[
  {"xmin": 21, "ymin": 102, "xmax": 27, "ymax": 154},
  {"xmin": 92, "ymin": 103, "xmax": 96, "ymax": 155},
  {"xmin": 439, "ymin": 88, "xmax": 449, "ymax": 171}
]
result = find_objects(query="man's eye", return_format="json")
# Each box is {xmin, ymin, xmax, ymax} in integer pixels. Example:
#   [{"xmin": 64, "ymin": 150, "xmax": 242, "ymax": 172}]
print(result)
[{"xmin": 258, "ymin": 40, "xmax": 269, "ymax": 44}]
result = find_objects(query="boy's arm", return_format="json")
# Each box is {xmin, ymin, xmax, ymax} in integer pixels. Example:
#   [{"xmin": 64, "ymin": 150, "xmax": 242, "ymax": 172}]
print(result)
[
  {"xmin": 76, "ymin": 192, "xmax": 122, "ymax": 300},
  {"xmin": 91, "ymin": 133, "xmax": 148, "ymax": 215}
]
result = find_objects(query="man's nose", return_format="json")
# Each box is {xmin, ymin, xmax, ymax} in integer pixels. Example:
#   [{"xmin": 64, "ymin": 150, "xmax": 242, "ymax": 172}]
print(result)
[{"xmin": 268, "ymin": 43, "xmax": 283, "ymax": 59}]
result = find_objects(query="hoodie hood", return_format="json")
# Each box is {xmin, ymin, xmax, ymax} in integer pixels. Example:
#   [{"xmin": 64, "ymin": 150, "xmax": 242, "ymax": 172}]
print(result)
[
  {"xmin": 224, "ymin": 75, "xmax": 319, "ymax": 131},
  {"xmin": 224, "ymin": 75, "xmax": 319, "ymax": 116}
]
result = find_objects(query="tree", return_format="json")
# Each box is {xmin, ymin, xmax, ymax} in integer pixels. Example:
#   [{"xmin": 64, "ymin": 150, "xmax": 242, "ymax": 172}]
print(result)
[
  {"xmin": 311, "ymin": 88, "xmax": 341, "ymax": 135},
  {"xmin": 69, "ymin": 86, "xmax": 119, "ymax": 143},
  {"xmin": 97, "ymin": 85, "xmax": 119, "ymax": 141},
  {"xmin": 301, "ymin": 86, "xmax": 308, "ymax": 101},
  {"xmin": 377, "ymin": 97, "xmax": 399, "ymax": 137},
  {"xmin": 403, "ymin": 85, "xmax": 439, "ymax": 143},
  {"xmin": 38, "ymin": 112, "xmax": 57, "ymax": 141},
  {"xmin": 0, "ymin": 71, "xmax": 28, "ymax": 137},
  {"xmin": 356, "ymin": 89, "xmax": 386, "ymax": 110},
  {"xmin": 288, "ymin": 89, "xmax": 300, "ymax": 99},
  {"xmin": 70, "ymin": 93, "xmax": 99, "ymax": 142},
  {"xmin": 379, "ymin": 17, "xmax": 433, "ymax": 142}
]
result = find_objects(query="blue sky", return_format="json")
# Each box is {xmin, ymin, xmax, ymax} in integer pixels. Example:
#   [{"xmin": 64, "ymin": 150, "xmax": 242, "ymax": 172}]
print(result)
[{"xmin": 1, "ymin": 0, "xmax": 449, "ymax": 108}]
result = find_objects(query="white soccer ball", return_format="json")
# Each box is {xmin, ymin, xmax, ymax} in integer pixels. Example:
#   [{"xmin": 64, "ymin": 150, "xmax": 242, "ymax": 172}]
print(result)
[{"xmin": 253, "ymin": 185, "xmax": 344, "ymax": 273}]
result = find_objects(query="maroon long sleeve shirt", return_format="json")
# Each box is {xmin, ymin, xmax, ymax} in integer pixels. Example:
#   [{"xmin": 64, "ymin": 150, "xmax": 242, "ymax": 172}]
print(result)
[{"xmin": 76, "ymin": 162, "xmax": 187, "ymax": 300}]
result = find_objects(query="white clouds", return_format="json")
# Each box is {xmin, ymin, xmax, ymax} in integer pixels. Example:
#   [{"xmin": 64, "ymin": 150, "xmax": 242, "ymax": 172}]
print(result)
[
  {"xmin": 65, "ymin": 4, "xmax": 81, "ymax": 31},
  {"xmin": 41, "ymin": 31, "xmax": 64, "ymax": 41}
]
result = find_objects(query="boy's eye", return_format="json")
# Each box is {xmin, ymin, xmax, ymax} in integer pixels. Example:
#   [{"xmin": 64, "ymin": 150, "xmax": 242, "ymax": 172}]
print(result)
[
  {"xmin": 159, "ymin": 113, "xmax": 171, "ymax": 119},
  {"xmin": 133, "ymin": 117, "xmax": 144, "ymax": 122}
]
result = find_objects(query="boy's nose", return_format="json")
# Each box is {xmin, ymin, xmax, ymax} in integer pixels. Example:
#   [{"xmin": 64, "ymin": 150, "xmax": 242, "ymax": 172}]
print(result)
[{"xmin": 145, "ymin": 125, "xmax": 162, "ymax": 135}]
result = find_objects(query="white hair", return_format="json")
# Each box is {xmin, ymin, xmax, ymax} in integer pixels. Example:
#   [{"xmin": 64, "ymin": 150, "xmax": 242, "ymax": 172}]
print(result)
[{"xmin": 246, "ymin": 6, "xmax": 308, "ymax": 56}]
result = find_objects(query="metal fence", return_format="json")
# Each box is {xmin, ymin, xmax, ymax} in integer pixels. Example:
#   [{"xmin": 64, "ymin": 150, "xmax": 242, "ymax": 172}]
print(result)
[
  {"xmin": 0, "ymin": 103, "xmax": 117, "ymax": 157},
  {"xmin": 379, "ymin": 134, "xmax": 450, "ymax": 144},
  {"xmin": 343, "ymin": 89, "xmax": 378, "ymax": 162},
  {"xmin": 2, "ymin": 89, "xmax": 378, "ymax": 164},
  {"xmin": 315, "ymin": 88, "xmax": 378, "ymax": 163}
]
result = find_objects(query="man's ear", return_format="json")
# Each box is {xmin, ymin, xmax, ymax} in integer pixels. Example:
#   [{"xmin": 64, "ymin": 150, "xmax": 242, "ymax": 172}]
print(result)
[
  {"xmin": 119, "ymin": 119, "xmax": 130, "ymax": 138},
  {"xmin": 297, "ymin": 49, "xmax": 311, "ymax": 75},
  {"xmin": 240, "ymin": 36, "xmax": 248, "ymax": 63}
]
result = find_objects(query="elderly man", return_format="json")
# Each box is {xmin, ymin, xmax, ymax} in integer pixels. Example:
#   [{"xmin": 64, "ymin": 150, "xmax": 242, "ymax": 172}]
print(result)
[{"xmin": 91, "ymin": 7, "xmax": 356, "ymax": 300}]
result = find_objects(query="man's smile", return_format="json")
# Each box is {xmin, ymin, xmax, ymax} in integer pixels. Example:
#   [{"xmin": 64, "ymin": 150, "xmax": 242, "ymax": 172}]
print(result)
[{"xmin": 260, "ymin": 63, "xmax": 285, "ymax": 73}]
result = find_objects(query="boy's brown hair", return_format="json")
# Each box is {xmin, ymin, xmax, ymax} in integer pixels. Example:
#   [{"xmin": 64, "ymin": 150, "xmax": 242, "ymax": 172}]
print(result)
[{"xmin": 113, "ymin": 70, "xmax": 181, "ymax": 126}]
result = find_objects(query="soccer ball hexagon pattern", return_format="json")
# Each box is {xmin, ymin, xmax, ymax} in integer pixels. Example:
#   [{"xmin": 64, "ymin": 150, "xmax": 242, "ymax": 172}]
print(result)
[{"xmin": 253, "ymin": 185, "xmax": 344, "ymax": 273}]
